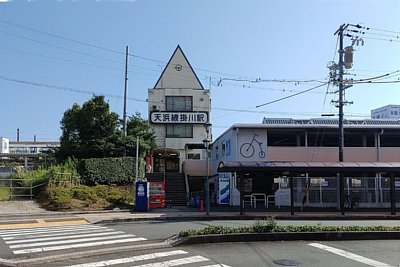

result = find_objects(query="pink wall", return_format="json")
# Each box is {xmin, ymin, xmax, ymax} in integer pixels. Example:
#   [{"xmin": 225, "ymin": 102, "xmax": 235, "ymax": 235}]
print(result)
[{"xmin": 268, "ymin": 147, "xmax": 400, "ymax": 162}]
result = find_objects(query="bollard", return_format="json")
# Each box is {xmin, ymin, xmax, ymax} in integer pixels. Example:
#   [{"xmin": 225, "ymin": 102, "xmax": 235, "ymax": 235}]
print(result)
[{"xmin": 199, "ymin": 199, "xmax": 204, "ymax": 212}]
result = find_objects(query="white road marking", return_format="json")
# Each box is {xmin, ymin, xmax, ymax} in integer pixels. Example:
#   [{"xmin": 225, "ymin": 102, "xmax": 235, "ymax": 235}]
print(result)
[
  {"xmin": 134, "ymin": 255, "xmax": 209, "ymax": 267},
  {"xmin": 63, "ymin": 250, "xmax": 189, "ymax": 267},
  {"xmin": 202, "ymin": 264, "xmax": 231, "ymax": 267},
  {"xmin": 3, "ymin": 228, "xmax": 114, "ymax": 240},
  {"xmin": 309, "ymin": 242, "xmax": 395, "ymax": 267},
  {"xmin": 0, "ymin": 224, "xmax": 100, "ymax": 235},
  {"xmin": 5, "ymin": 231, "xmax": 124, "ymax": 244},
  {"xmin": 13, "ymin": 237, "xmax": 147, "ymax": 254},
  {"xmin": 9, "ymin": 234, "xmax": 136, "ymax": 248},
  {"xmin": 0, "ymin": 225, "xmax": 105, "ymax": 237}
]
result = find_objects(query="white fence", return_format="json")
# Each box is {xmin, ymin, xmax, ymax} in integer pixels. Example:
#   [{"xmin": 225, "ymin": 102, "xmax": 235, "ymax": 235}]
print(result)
[{"xmin": 290, "ymin": 176, "xmax": 400, "ymax": 208}]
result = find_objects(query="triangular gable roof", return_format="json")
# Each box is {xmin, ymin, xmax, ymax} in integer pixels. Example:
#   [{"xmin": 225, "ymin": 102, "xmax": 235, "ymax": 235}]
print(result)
[{"xmin": 153, "ymin": 45, "xmax": 204, "ymax": 90}]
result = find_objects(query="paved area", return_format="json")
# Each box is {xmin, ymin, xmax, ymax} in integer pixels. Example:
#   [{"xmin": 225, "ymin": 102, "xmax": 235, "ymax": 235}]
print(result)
[{"xmin": 0, "ymin": 200, "xmax": 399, "ymax": 225}]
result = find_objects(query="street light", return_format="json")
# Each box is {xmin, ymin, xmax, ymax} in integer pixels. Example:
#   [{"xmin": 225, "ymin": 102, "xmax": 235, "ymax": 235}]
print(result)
[{"xmin": 203, "ymin": 123, "xmax": 212, "ymax": 216}]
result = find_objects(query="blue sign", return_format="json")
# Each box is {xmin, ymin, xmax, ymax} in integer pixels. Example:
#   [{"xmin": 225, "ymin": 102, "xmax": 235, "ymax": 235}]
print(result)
[
  {"xmin": 218, "ymin": 173, "xmax": 231, "ymax": 205},
  {"xmin": 135, "ymin": 181, "xmax": 149, "ymax": 212}
]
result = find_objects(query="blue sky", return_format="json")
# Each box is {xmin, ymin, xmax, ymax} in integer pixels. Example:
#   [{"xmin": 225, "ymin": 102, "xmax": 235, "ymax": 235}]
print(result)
[{"xmin": 1, "ymin": 0, "xmax": 400, "ymax": 141}]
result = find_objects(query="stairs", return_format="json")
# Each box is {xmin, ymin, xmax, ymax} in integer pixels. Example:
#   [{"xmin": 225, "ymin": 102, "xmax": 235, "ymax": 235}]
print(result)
[{"xmin": 145, "ymin": 172, "xmax": 187, "ymax": 206}]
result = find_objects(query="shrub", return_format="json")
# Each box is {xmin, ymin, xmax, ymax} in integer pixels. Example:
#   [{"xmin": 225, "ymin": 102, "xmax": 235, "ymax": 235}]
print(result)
[
  {"xmin": 0, "ymin": 187, "xmax": 10, "ymax": 200},
  {"xmin": 94, "ymin": 185, "xmax": 108, "ymax": 198},
  {"xmin": 252, "ymin": 217, "xmax": 277, "ymax": 233},
  {"xmin": 79, "ymin": 157, "xmax": 136, "ymax": 185},
  {"xmin": 73, "ymin": 185, "xmax": 97, "ymax": 205},
  {"xmin": 106, "ymin": 187, "xmax": 123, "ymax": 203},
  {"xmin": 50, "ymin": 187, "xmax": 72, "ymax": 209}
]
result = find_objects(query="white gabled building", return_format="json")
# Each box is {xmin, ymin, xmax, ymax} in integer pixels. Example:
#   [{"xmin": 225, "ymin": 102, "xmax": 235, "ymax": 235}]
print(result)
[{"xmin": 148, "ymin": 45, "xmax": 211, "ymax": 173}]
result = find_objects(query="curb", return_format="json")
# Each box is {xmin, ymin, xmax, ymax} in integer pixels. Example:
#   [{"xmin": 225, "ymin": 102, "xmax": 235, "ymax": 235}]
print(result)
[
  {"xmin": 94, "ymin": 214, "xmax": 400, "ymax": 224},
  {"xmin": 174, "ymin": 231, "xmax": 400, "ymax": 246}
]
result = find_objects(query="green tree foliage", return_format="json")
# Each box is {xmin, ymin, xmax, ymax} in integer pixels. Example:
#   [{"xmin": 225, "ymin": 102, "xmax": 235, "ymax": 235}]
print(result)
[
  {"xmin": 58, "ymin": 95, "xmax": 120, "ymax": 159},
  {"xmin": 123, "ymin": 112, "xmax": 156, "ymax": 157},
  {"xmin": 56, "ymin": 96, "xmax": 155, "ymax": 160}
]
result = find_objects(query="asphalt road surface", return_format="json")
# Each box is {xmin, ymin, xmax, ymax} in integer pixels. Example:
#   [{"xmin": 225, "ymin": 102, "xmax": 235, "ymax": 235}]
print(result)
[
  {"xmin": 40, "ymin": 240, "xmax": 400, "ymax": 267},
  {"xmin": 1, "ymin": 219, "xmax": 400, "ymax": 266}
]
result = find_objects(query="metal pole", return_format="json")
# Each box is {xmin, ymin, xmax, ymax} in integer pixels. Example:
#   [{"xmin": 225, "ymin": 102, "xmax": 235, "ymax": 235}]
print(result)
[
  {"xmin": 205, "ymin": 141, "xmax": 210, "ymax": 216},
  {"xmin": 335, "ymin": 24, "xmax": 348, "ymax": 215},
  {"xmin": 135, "ymin": 135, "xmax": 139, "ymax": 182},
  {"xmin": 390, "ymin": 173, "xmax": 396, "ymax": 215},
  {"xmin": 123, "ymin": 46, "xmax": 129, "ymax": 139},
  {"xmin": 290, "ymin": 174, "xmax": 294, "ymax": 216}
]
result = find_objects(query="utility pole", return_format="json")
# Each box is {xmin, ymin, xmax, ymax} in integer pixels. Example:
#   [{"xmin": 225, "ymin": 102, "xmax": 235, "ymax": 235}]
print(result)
[
  {"xmin": 123, "ymin": 46, "xmax": 129, "ymax": 139},
  {"xmin": 334, "ymin": 24, "xmax": 348, "ymax": 215},
  {"xmin": 334, "ymin": 24, "xmax": 348, "ymax": 163}
]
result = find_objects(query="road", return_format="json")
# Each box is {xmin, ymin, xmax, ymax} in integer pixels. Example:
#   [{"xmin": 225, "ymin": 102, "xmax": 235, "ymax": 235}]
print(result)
[{"xmin": 0, "ymin": 219, "xmax": 400, "ymax": 266}]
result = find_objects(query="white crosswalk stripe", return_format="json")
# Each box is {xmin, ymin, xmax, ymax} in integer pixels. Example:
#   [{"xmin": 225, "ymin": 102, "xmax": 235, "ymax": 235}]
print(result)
[
  {"xmin": 63, "ymin": 249, "xmax": 232, "ymax": 267},
  {"xmin": 0, "ymin": 224, "xmax": 148, "ymax": 255}
]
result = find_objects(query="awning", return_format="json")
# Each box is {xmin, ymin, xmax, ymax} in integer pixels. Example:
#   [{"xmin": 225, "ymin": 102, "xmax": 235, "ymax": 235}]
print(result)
[{"xmin": 217, "ymin": 161, "xmax": 400, "ymax": 174}]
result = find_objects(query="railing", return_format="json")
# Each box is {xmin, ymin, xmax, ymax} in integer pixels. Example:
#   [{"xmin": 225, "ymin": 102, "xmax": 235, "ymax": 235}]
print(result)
[
  {"xmin": 290, "ymin": 176, "xmax": 400, "ymax": 208},
  {"xmin": 0, "ymin": 177, "xmax": 46, "ymax": 200}
]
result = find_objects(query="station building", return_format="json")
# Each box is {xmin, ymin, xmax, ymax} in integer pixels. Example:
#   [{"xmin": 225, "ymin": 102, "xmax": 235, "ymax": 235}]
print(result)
[
  {"xmin": 209, "ymin": 118, "xmax": 400, "ymax": 210},
  {"xmin": 146, "ymin": 45, "xmax": 211, "ymax": 206}
]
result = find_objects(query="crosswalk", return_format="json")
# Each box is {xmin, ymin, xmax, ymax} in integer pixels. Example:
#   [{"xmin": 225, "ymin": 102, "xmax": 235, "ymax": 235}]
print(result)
[
  {"xmin": 0, "ymin": 224, "xmax": 232, "ymax": 267},
  {"xmin": 0, "ymin": 224, "xmax": 147, "ymax": 255},
  {"xmin": 62, "ymin": 249, "xmax": 231, "ymax": 267}
]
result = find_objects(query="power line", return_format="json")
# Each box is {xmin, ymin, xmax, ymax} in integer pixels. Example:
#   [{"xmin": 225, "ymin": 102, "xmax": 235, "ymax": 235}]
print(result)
[
  {"xmin": 0, "ymin": 19, "xmax": 124, "ymax": 55},
  {"xmin": 0, "ymin": 75, "xmax": 147, "ymax": 103},
  {"xmin": 0, "ymin": 30, "xmax": 124, "ymax": 65},
  {"xmin": 255, "ymin": 83, "xmax": 328, "ymax": 108}
]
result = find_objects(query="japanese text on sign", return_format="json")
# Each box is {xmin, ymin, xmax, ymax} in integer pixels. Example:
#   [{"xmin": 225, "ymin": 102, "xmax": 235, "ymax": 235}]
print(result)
[{"xmin": 150, "ymin": 112, "xmax": 208, "ymax": 124}]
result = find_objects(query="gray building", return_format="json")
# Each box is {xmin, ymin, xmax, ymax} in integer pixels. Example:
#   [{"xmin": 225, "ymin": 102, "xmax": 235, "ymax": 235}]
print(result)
[{"xmin": 371, "ymin": 105, "xmax": 400, "ymax": 119}]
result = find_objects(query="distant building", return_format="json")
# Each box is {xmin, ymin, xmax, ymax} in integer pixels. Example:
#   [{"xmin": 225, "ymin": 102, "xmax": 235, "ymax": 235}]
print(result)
[
  {"xmin": 8, "ymin": 141, "xmax": 59, "ymax": 154},
  {"xmin": 1, "ymin": 137, "xmax": 59, "ymax": 155},
  {"xmin": 0, "ymin": 137, "xmax": 9, "ymax": 153},
  {"xmin": 371, "ymin": 105, "xmax": 400, "ymax": 119}
]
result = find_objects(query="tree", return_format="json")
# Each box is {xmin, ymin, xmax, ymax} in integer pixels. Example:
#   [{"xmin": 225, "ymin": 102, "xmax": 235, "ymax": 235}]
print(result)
[
  {"xmin": 123, "ymin": 112, "xmax": 156, "ymax": 158},
  {"xmin": 58, "ymin": 95, "xmax": 120, "ymax": 160},
  {"xmin": 56, "ymin": 96, "xmax": 156, "ymax": 161}
]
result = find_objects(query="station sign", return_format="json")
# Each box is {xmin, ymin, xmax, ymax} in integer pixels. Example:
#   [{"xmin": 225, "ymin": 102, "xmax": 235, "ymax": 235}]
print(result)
[{"xmin": 150, "ymin": 111, "xmax": 208, "ymax": 124}]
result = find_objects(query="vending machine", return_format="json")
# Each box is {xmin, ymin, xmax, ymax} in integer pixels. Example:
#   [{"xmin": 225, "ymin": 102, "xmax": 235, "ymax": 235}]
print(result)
[{"xmin": 149, "ymin": 182, "xmax": 166, "ymax": 208}]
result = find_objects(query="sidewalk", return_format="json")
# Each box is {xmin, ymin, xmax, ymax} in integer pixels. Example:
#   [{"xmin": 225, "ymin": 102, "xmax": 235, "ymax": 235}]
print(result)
[{"xmin": 1, "ymin": 204, "xmax": 399, "ymax": 225}]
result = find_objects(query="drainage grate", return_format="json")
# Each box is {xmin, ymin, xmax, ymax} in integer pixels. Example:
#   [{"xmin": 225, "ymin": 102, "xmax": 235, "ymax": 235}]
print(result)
[{"xmin": 273, "ymin": 259, "xmax": 302, "ymax": 266}]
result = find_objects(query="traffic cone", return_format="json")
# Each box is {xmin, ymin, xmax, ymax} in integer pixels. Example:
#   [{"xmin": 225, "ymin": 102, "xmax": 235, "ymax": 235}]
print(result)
[{"xmin": 199, "ymin": 200, "xmax": 204, "ymax": 212}]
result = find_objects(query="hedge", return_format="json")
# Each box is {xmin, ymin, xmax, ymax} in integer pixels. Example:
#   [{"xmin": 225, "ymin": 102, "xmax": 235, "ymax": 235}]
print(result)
[
  {"xmin": 178, "ymin": 218, "xmax": 400, "ymax": 237},
  {"xmin": 79, "ymin": 157, "xmax": 137, "ymax": 185}
]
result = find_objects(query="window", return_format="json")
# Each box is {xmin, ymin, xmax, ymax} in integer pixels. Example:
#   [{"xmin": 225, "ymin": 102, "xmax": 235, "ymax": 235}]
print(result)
[
  {"xmin": 221, "ymin": 141, "xmax": 226, "ymax": 156},
  {"xmin": 166, "ymin": 96, "xmax": 192, "ymax": 111},
  {"xmin": 187, "ymin": 153, "xmax": 200, "ymax": 159},
  {"xmin": 166, "ymin": 125, "xmax": 193, "ymax": 138}
]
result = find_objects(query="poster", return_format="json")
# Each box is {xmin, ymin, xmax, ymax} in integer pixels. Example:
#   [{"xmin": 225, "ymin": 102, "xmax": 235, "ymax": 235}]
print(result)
[{"xmin": 218, "ymin": 173, "xmax": 231, "ymax": 205}]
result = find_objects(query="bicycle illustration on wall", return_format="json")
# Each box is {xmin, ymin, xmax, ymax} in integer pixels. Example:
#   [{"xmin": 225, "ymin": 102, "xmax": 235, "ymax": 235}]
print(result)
[{"xmin": 240, "ymin": 134, "xmax": 266, "ymax": 158}]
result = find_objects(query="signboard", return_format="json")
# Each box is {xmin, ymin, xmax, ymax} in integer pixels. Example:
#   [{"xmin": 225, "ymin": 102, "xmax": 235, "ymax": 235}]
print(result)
[
  {"xmin": 149, "ymin": 182, "xmax": 166, "ymax": 208},
  {"xmin": 150, "ymin": 112, "xmax": 208, "ymax": 124},
  {"xmin": 135, "ymin": 181, "xmax": 149, "ymax": 212},
  {"xmin": 218, "ymin": 173, "xmax": 231, "ymax": 205}
]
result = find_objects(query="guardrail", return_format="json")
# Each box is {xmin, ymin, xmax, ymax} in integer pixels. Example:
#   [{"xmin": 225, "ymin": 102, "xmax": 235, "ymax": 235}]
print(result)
[{"xmin": 0, "ymin": 177, "xmax": 46, "ymax": 200}]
